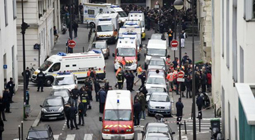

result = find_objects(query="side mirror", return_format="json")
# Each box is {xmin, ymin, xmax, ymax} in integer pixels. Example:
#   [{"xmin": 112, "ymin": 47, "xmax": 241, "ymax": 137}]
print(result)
[
  {"xmin": 99, "ymin": 117, "xmax": 102, "ymax": 121},
  {"xmin": 112, "ymin": 53, "xmax": 115, "ymax": 57},
  {"xmin": 40, "ymin": 105, "xmax": 43, "ymax": 108},
  {"xmin": 172, "ymin": 132, "xmax": 175, "ymax": 134}
]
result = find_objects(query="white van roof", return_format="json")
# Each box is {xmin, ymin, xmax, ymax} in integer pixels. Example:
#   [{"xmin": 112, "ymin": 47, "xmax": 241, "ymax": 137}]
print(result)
[
  {"xmin": 117, "ymin": 38, "xmax": 137, "ymax": 48},
  {"xmin": 84, "ymin": 3, "xmax": 111, "ymax": 7},
  {"xmin": 105, "ymin": 90, "xmax": 132, "ymax": 110},
  {"xmin": 147, "ymin": 40, "xmax": 167, "ymax": 49},
  {"xmin": 119, "ymin": 27, "xmax": 141, "ymax": 34},
  {"xmin": 96, "ymin": 13, "xmax": 118, "ymax": 19}
]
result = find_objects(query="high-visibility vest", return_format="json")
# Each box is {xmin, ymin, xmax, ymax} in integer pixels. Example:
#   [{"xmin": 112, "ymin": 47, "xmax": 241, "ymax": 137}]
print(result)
[
  {"xmin": 167, "ymin": 73, "xmax": 174, "ymax": 82},
  {"xmin": 173, "ymin": 71, "xmax": 178, "ymax": 79},
  {"xmin": 168, "ymin": 31, "xmax": 173, "ymax": 37},
  {"xmin": 121, "ymin": 59, "xmax": 126, "ymax": 66},
  {"xmin": 137, "ymin": 67, "xmax": 142, "ymax": 75},
  {"xmin": 166, "ymin": 58, "xmax": 171, "ymax": 65},
  {"xmin": 116, "ymin": 68, "xmax": 121, "ymax": 76},
  {"xmin": 87, "ymin": 71, "xmax": 91, "ymax": 77}
]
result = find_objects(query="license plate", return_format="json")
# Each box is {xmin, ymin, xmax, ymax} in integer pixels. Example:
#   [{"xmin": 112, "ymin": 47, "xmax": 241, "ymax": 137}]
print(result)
[
  {"xmin": 49, "ymin": 117, "xmax": 57, "ymax": 120},
  {"xmin": 111, "ymin": 136, "xmax": 125, "ymax": 140}
]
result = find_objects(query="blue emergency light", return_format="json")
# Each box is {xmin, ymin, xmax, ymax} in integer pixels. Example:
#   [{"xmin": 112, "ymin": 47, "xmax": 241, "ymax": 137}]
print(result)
[
  {"xmin": 57, "ymin": 52, "xmax": 67, "ymax": 56},
  {"xmin": 125, "ymin": 23, "xmax": 138, "ymax": 26},
  {"xmin": 117, "ymin": 99, "xmax": 119, "ymax": 103},
  {"xmin": 92, "ymin": 50, "xmax": 102, "ymax": 54},
  {"xmin": 57, "ymin": 71, "xmax": 71, "ymax": 75},
  {"xmin": 111, "ymin": 5, "xmax": 120, "ymax": 8},
  {"xmin": 122, "ymin": 32, "xmax": 137, "ymax": 35}
]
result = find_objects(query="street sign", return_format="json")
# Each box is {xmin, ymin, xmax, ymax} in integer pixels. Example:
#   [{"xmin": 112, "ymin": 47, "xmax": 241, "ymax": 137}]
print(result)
[
  {"xmin": 3, "ymin": 65, "xmax": 7, "ymax": 69},
  {"xmin": 171, "ymin": 40, "xmax": 178, "ymax": 51},
  {"xmin": 177, "ymin": 71, "xmax": 185, "ymax": 82},
  {"xmin": 68, "ymin": 40, "xmax": 76, "ymax": 48}
]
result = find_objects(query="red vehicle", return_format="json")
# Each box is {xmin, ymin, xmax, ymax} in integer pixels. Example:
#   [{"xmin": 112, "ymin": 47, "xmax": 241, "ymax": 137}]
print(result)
[{"xmin": 99, "ymin": 90, "xmax": 134, "ymax": 140}]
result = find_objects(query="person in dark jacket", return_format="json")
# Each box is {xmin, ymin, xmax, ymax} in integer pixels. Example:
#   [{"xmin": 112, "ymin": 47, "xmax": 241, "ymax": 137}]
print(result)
[
  {"xmin": 133, "ymin": 99, "xmax": 142, "ymax": 126},
  {"xmin": 196, "ymin": 94, "xmax": 203, "ymax": 112},
  {"xmin": 22, "ymin": 67, "xmax": 31, "ymax": 90},
  {"xmin": 70, "ymin": 86, "xmax": 80, "ymax": 109},
  {"xmin": 0, "ymin": 97, "xmax": 6, "ymax": 121},
  {"xmin": 104, "ymin": 80, "xmax": 110, "ymax": 93},
  {"xmin": 124, "ymin": 70, "xmax": 131, "ymax": 90},
  {"xmin": 172, "ymin": 57, "xmax": 179, "ymax": 69},
  {"xmin": 195, "ymin": 71, "xmax": 201, "ymax": 94},
  {"xmin": 129, "ymin": 71, "xmax": 135, "ymax": 91},
  {"xmin": 0, "ymin": 119, "xmax": 4, "ymax": 140},
  {"xmin": 80, "ymin": 86, "xmax": 89, "ymax": 116},
  {"xmin": 185, "ymin": 75, "xmax": 192, "ymax": 98},
  {"xmin": 176, "ymin": 98, "xmax": 184, "ymax": 124},
  {"xmin": 99, "ymin": 88, "xmax": 106, "ymax": 113},
  {"xmin": 201, "ymin": 71, "xmax": 207, "ymax": 93},
  {"xmin": 70, "ymin": 104, "xmax": 79, "ymax": 130},
  {"xmin": 3, "ymin": 89, "xmax": 11, "ymax": 113},
  {"xmin": 6, "ymin": 78, "xmax": 15, "ymax": 102},
  {"xmin": 78, "ymin": 100, "xmax": 85, "ymax": 126},
  {"xmin": 64, "ymin": 103, "xmax": 71, "ymax": 129},
  {"xmin": 139, "ymin": 93, "xmax": 146, "ymax": 120},
  {"xmin": 85, "ymin": 86, "xmax": 92, "ymax": 109},
  {"xmin": 94, "ymin": 80, "xmax": 101, "ymax": 102},
  {"xmin": 72, "ymin": 21, "xmax": 79, "ymax": 38},
  {"xmin": 36, "ymin": 70, "xmax": 45, "ymax": 92}
]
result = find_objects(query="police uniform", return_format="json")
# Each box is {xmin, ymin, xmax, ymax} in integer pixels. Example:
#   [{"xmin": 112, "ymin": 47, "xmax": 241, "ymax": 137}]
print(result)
[
  {"xmin": 37, "ymin": 71, "xmax": 45, "ymax": 92},
  {"xmin": 116, "ymin": 72, "xmax": 124, "ymax": 89},
  {"xmin": 80, "ymin": 92, "xmax": 89, "ymax": 116},
  {"xmin": 24, "ymin": 69, "xmax": 31, "ymax": 89}
]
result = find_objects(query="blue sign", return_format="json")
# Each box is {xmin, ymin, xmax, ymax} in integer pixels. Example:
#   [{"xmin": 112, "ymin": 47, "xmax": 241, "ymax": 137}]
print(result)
[{"xmin": 3, "ymin": 65, "xmax": 7, "ymax": 69}]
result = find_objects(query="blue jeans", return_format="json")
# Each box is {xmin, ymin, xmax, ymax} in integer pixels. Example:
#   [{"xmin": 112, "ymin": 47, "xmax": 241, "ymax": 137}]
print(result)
[
  {"xmin": 139, "ymin": 110, "xmax": 146, "ymax": 119},
  {"xmin": 72, "ymin": 99, "xmax": 78, "ymax": 109}
]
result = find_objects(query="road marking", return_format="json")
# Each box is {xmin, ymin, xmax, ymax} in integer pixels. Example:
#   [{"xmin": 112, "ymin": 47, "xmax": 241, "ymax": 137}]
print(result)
[
  {"xmin": 54, "ymin": 135, "xmax": 59, "ymax": 140},
  {"xmin": 137, "ymin": 133, "xmax": 143, "ymax": 140},
  {"xmin": 13, "ymin": 139, "xmax": 19, "ymax": 140},
  {"xmin": 182, "ymin": 136, "xmax": 188, "ymax": 140},
  {"xmin": 66, "ymin": 134, "xmax": 75, "ymax": 140},
  {"xmin": 84, "ymin": 134, "xmax": 93, "ymax": 140}
]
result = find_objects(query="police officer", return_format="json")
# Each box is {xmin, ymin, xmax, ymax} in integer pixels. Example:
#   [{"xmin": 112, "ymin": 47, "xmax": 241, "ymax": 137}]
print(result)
[
  {"xmin": 116, "ymin": 71, "xmax": 124, "ymax": 89},
  {"xmin": 85, "ymin": 86, "xmax": 92, "ymax": 109},
  {"xmin": 3, "ymin": 88, "xmax": 11, "ymax": 113},
  {"xmin": 78, "ymin": 100, "xmax": 85, "ymax": 126},
  {"xmin": 6, "ymin": 78, "xmax": 15, "ymax": 103},
  {"xmin": 129, "ymin": 71, "xmax": 135, "ymax": 91},
  {"xmin": 37, "ymin": 70, "xmax": 45, "ymax": 92},
  {"xmin": 98, "ymin": 87, "xmax": 106, "ymax": 113},
  {"xmin": 124, "ymin": 70, "xmax": 131, "ymax": 90},
  {"xmin": 80, "ymin": 86, "xmax": 89, "ymax": 116},
  {"xmin": 176, "ymin": 98, "xmax": 184, "ymax": 124},
  {"xmin": 94, "ymin": 80, "xmax": 101, "ymax": 102},
  {"xmin": 64, "ymin": 103, "xmax": 71, "ymax": 129},
  {"xmin": 22, "ymin": 67, "xmax": 31, "ymax": 90}
]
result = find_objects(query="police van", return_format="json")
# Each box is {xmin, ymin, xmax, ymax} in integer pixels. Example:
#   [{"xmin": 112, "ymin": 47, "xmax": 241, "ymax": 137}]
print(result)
[
  {"xmin": 113, "ymin": 37, "xmax": 138, "ymax": 71},
  {"xmin": 99, "ymin": 90, "xmax": 134, "ymax": 140},
  {"xmin": 31, "ymin": 51, "xmax": 105, "ymax": 86},
  {"xmin": 128, "ymin": 11, "xmax": 146, "ymax": 39}
]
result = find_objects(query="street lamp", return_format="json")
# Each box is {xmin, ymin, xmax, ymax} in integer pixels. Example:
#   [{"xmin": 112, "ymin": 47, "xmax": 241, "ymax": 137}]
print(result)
[{"xmin": 174, "ymin": 0, "xmax": 184, "ymax": 10}]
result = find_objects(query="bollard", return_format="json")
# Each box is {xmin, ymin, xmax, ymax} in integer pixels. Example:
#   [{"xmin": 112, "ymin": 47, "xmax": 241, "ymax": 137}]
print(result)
[
  {"xmin": 18, "ymin": 125, "xmax": 21, "ymax": 140},
  {"xmin": 191, "ymin": 102, "xmax": 194, "ymax": 119},
  {"xmin": 214, "ymin": 104, "xmax": 217, "ymax": 118},
  {"xmin": 83, "ymin": 47, "xmax": 84, "ymax": 52},
  {"xmin": 179, "ymin": 122, "xmax": 182, "ymax": 140},
  {"xmin": 199, "ymin": 118, "xmax": 201, "ymax": 132},
  {"xmin": 184, "ymin": 120, "xmax": 187, "ymax": 134},
  {"xmin": 66, "ymin": 47, "xmax": 68, "ymax": 53},
  {"xmin": 21, "ymin": 121, "xmax": 24, "ymax": 140}
]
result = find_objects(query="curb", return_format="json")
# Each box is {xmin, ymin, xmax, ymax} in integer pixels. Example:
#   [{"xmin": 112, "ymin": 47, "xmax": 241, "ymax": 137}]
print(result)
[{"xmin": 32, "ymin": 111, "xmax": 41, "ymax": 127}]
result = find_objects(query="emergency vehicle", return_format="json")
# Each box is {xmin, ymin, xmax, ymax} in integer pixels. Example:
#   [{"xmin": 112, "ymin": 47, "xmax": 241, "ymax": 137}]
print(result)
[
  {"xmin": 31, "ymin": 51, "xmax": 105, "ymax": 86},
  {"xmin": 83, "ymin": 3, "xmax": 127, "ymax": 27},
  {"xmin": 113, "ymin": 37, "xmax": 138, "ymax": 71},
  {"xmin": 95, "ymin": 13, "xmax": 119, "ymax": 43},
  {"xmin": 118, "ymin": 27, "xmax": 142, "ymax": 49},
  {"xmin": 128, "ymin": 11, "xmax": 146, "ymax": 39},
  {"xmin": 52, "ymin": 72, "xmax": 78, "ymax": 91},
  {"xmin": 99, "ymin": 90, "xmax": 134, "ymax": 140}
]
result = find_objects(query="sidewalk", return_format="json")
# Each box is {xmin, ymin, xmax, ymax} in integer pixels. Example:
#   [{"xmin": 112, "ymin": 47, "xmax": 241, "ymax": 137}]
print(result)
[{"xmin": 2, "ymin": 85, "xmax": 51, "ymax": 140}]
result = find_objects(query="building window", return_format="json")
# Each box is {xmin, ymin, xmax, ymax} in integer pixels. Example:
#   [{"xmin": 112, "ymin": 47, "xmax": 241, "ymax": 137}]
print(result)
[
  {"xmin": 4, "ymin": 0, "xmax": 8, "ymax": 26},
  {"xmin": 226, "ymin": 0, "xmax": 230, "ymax": 68},
  {"xmin": 13, "ymin": 0, "xmax": 17, "ymax": 19},
  {"xmin": 240, "ymin": 46, "xmax": 244, "ymax": 82},
  {"xmin": 232, "ymin": 6, "xmax": 237, "ymax": 82},
  {"xmin": 244, "ymin": 0, "xmax": 255, "ymax": 20},
  {"xmin": 221, "ymin": 0, "xmax": 224, "ymax": 57}
]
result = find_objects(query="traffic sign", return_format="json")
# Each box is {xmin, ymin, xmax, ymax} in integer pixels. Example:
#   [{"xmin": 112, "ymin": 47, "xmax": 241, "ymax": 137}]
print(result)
[
  {"xmin": 177, "ymin": 71, "xmax": 185, "ymax": 82},
  {"xmin": 171, "ymin": 40, "xmax": 178, "ymax": 51},
  {"xmin": 3, "ymin": 65, "xmax": 7, "ymax": 69},
  {"xmin": 68, "ymin": 40, "xmax": 76, "ymax": 48}
]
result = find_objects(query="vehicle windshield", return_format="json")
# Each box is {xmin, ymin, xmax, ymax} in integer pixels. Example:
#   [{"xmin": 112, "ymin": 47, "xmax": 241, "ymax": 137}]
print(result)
[
  {"xmin": 149, "ymin": 59, "xmax": 165, "ymax": 66},
  {"xmin": 117, "ymin": 48, "xmax": 136, "ymax": 57},
  {"xmin": 146, "ymin": 137, "xmax": 170, "ymax": 140},
  {"xmin": 118, "ymin": 11, "xmax": 127, "ymax": 17},
  {"xmin": 53, "ymin": 76, "xmax": 75, "ymax": 86},
  {"xmin": 28, "ymin": 131, "xmax": 48, "ymax": 139},
  {"xmin": 52, "ymin": 90, "xmax": 69, "ymax": 97},
  {"xmin": 147, "ymin": 48, "xmax": 166, "ymax": 57},
  {"xmin": 148, "ymin": 88, "xmax": 166, "ymax": 95},
  {"xmin": 97, "ymin": 25, "xmax": 113, "ymax": 32},
  {"xmin": 150, "ymin": 94, "xmax": 170, "ymax": 102},
  {"xmin": 104, "ymin": 110, "xmax": 132, "ymax": 121},
  {"xmin": 147, "ymin": 77, "xmax": 166, "ymax": 85},
  {"xmin": 92, "ymin": 42, "xmax": 106, "ymax": 49},
  {"xmin": 43, "ymin": 98, "xmax": 62, "ymax": 107},
  {"xmin": 39, "ymin": 61, "xmax": 53, "ymax": 71},
  {"xmin": 147, "ymin": 126, "xmax": 169, "ymax": 133},
  {"xmin": 151, "ymin": 34, "xmax": 162, "ymax": 40}
]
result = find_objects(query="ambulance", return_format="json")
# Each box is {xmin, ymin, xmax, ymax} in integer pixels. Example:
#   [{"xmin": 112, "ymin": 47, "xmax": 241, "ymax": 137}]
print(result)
[
  {"xmin": 31, "ymin": 51, "xmax": 105, "ymax": 86},
  {"xmin": 113, "ymin": 37, "xmax": 138, "ymax": 71},
  {"xmin": 128, "ymin": 11, "xmax": 146, "ymax": 39},
  {"xmin": 118, "ymin": 27, "xmax": 142, "ymax": 50},
  {"xmin": 109, "ymin": 5, "xmax": 128, "ymax": 23},
  {"xmin": 95, "ymin": 13, "xmax": 119, "ymax": 43},
  {"xmin": 99, "ymin": 90, "xmax": 134, "ymax": 140}
]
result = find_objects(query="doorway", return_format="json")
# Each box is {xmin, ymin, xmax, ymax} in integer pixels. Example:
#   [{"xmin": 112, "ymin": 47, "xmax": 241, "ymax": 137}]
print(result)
[{"xmin": 3, "ymin": 54, "xmax": 7, "ymax": 80}]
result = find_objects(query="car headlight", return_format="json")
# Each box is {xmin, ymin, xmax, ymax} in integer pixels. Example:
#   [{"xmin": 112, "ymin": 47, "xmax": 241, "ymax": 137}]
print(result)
[
  {"xmin": 126, "ymin": 129, "xmax": 133, "ymax": 132},
  {"xmin": 133, "ymin": 59, "xmax": 137, "ymax": 63},
  {"xmin": 58, "ymin": 106, "xmax": 64, "ymax": 112},
  {"xmin": 102, "ymin": 49, "xmax": 107, "ymax": 54},
  {"xmin": 34, "ymin": 71, "xmax": 38, "ymax": 75},
  {"xmin": 103, "ymin": 129, "xmax": 110, "ymax": 132},
  {"xmin": 41, "ymin": 108, "xmax": 47, "ymax": 112}
]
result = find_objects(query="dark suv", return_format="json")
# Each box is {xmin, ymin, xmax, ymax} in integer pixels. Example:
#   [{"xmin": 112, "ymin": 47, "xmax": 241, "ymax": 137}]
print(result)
[{"xmin": 26, "ymin": 125, "xmax": 54, "ymax": 140}]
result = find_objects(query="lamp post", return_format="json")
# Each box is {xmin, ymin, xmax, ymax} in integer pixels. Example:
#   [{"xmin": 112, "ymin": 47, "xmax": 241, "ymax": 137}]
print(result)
[
  {"xmin": 174, "ymin": 0, "xmax": 184, "ymax": 100},
  {"xmin": 191, "ymin": 0, "xmax": 197, "ymax": 139},
  {"xmin": 21, "ymin": 0, "xmax": 29, "ymax": 120}
]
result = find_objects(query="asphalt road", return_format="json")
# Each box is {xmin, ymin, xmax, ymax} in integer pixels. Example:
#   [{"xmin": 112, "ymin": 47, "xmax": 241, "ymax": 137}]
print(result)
[{"xmin": 37, "ymin": 27, "xmax": 213, "ymax": 140}]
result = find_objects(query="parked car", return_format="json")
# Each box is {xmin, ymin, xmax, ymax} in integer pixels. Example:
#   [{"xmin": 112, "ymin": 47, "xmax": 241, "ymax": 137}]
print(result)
[
  {"xmin": 89, "ymin": 40, "xmax": 110, "ymax": 59},
  {"xmin": 40, "ymin": 96, "xmax": 65, "ymax": 121},
  {"xmin": 26, "ymin": 125, "xmax": 54, "ymax": 140},
  {"xmin": 146, "ymin": 87, "xmax": 167, "ymax": 103},
  {"xmin": 150, "ymin": 33, "xmax": 165, "ymax": 40},
  {"xmin": 52, "ymin": 72, "xmax": 78, "ymax": 91},
  {"xmin": 147, "ymin": 92, "xmax": 172, "ymax": 116},
  {"xmin": 142, "ymin": 122, "xmax": 175, "ymax": 140},
  {"xmin": 145, "ymin": 74, "xmax": 168, "ymax": 91},
  {"xmin": 49, "ymin": 89, "xmax": 71, "ymax": 104},
  {"xmin": 147, "ymin": 57, "xmax": 167, "ymax": 71}
]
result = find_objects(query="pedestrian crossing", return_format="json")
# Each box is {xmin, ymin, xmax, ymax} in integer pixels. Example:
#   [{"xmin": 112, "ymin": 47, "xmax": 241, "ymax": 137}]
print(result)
[{"xmin": 53, "ymin": 134, "xmax": 94, "ymax": 140}]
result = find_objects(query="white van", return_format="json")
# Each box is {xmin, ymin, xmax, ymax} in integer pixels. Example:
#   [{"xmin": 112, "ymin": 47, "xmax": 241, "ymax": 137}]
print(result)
[
  {"xmin": 128, "ymin": 11, "xmax": 146, "ymax": 39},
  {"xmin": 31, "ymin": 51, "xmax": 106, "ymax": 86},
  {"xmin": 99, "ymin": 90, "xmax": 134, "ymax": 140},
  {"xmin": 144, "ymin": 39, "xmax": 167, "ymax": 68},
  {"xmin": 109, "ymin": 5, "xmax": 128, "ymax": 23},
  {"xmin": 118, "ymin": 27, "xmax": 142, "ymax": 49},
  {"xmin": 95, "ymin": 13, "xmax": 119, "ymax": 43}
]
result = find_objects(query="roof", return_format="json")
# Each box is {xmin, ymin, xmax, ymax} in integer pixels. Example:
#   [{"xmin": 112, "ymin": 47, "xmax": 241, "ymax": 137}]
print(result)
[
  {"xmin": 105, "ymin": 90, "xmax": 132, "ymax": 110},
  {"xmin": 147, "ymin": 40, "xmax": 166, "ymax": 49},
  {"xmin": 147, "ymin": 122, "xmax": 168, "ymax": 127},
  {"xmin": 29, "ymin": 125, "xmax": 50, "ymax": 131},
  {"xmin": 96, "ymin": 13, "xmax": 118, "ymax": 19}
]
